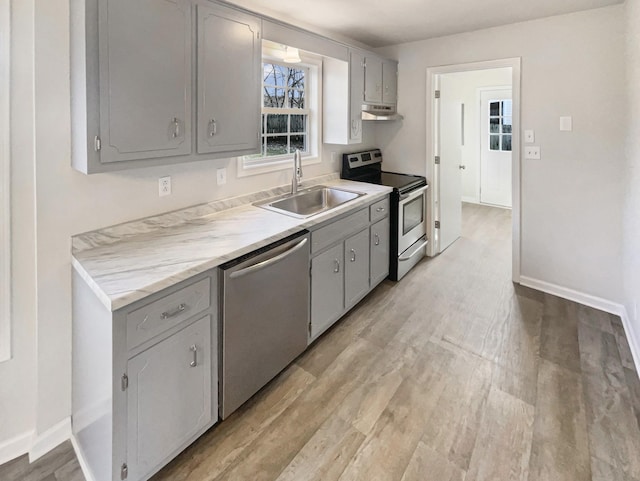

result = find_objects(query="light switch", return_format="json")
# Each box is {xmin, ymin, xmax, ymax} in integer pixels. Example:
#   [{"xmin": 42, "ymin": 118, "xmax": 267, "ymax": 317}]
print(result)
[
  {"xmin": 216, "ymin": 168, "xmax": 227, "ymax": 185},
  {"xmin": 560, "ymin": 116, "xmax": 573, "ymax": 131},
  {"xmin": 524, "ymin": 130, "xmax": 535, "ymax": 143},
  {"xmin": 525, "ymin": 146, "xmax": 541, "ymax": 160}
]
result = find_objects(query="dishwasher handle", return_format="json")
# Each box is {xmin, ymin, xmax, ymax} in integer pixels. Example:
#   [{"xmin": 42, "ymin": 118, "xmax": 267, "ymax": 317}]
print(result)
[{"xmin": 228, "ymin": 237, "xmax": 308, "ymax": 279}]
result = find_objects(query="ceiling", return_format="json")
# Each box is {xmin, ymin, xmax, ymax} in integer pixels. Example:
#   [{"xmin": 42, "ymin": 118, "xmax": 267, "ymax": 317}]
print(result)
[{"xmin": 227, "ymin": 0, "xmax": 623, "ymax": 47}]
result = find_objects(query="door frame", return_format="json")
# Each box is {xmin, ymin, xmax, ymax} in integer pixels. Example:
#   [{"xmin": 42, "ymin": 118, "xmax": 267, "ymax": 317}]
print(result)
[{"xmin": 426, "ymin": 58, "xmax": 522, "ymax": 283}]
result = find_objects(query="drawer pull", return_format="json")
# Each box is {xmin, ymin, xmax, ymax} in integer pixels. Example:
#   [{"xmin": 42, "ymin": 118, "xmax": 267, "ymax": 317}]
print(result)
[
  {"xmin": 334, "ymin": 260, "xmax": 340, "ymax": 273},
  {"xmin": 161, "ymin": 303, "xmax": 186, "ymax": 320},
  {"xmin": 190, "ymin": 344, "xmax": 198, "ymax": 367},
  {"xmin": 350, "ymin": 249, "xmax": 356, "ymax": 262},
  {"xmin": 376, "ymin": 207, "xmax": 385, "ymax": 213},
  {"xmin": 375, "ymin": 234, "xmax": 380, "ymax": 246}
]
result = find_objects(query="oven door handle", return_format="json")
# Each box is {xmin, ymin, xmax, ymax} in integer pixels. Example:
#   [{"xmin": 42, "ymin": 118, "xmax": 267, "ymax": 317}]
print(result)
[
  {"xmin": 399, "ymin": 236, "xmax": 429, "ymax": 261},
  {"xmin": 399, "ymin": 185, "xmax": 428, "ymax": 202}
]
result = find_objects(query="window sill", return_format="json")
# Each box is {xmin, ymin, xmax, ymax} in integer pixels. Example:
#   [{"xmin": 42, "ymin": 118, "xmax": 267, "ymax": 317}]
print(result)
[{"xmin": 237, "ymin": 154, "xmax": 322, "ymax": 178}]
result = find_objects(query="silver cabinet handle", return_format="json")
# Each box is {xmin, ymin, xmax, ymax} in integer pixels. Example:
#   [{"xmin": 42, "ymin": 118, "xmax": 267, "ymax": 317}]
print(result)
[
  {"xmin": 375, "ymin": 234, "xmax": 380, "ymax": 246},
  {"xmin": 172, "ymin": 117, "xmax": 180, "ymax": 138},
  {"xmin": 229, "ymin": 237, "xmax": 308, "ymax": 279},
  {"xmin": 161, "ymin": 303, "xmax": 186, "ymax": 320},
  {"xmin": 350, "ymin": 249, "xmax": 356, "ymax": 262},
  {"xmin": 334, "ymin": 259, "xmax": 340, "ymax": 273},
  {"xmin": 209, "ymin": 119, "xmax": 217, "ymax": 137},
  {"xmin": 376, "ymin": 207, "xmax": 385, "ymax": 213},
  {"xmin": 190, "ymin": 344, "xmax": 197, "ymax": 367}
]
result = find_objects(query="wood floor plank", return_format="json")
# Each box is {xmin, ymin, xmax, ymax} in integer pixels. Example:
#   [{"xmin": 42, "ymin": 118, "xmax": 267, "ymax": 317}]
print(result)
[
  {"xmin": 611, "ymin": 317, "xmax": 637, "ymax": 370},
  {"xmin": 274, "ymin": 415, "xmax": 364, "ymax": 481},
  {"xmin": 153, "ymin": 363, "xmax": 316, "ymax": 480},
  {"xmin": 624, "ymin": 366, "xmax": 640, "ymax": 431},
  {"xmin": 400, "ymin": 441, "xmax": 466, "ymax": 481},
  {"xmin": 528, "ymin": 359, "xmax": 591, "ymax": 481},
  {"xmin": 578, "ymin": 321, "xmax": 640, "ymax": 479},
  {"xmin": 465, "ymin": 387, "xmax": 534, "ymax": 481},
  {"xmin": 540, "ymin": 295, "xmax": 582, "ymax": 373},
  {"xmin": 591, "ymin": 456, "xmax": 640, "ymax": 481}
]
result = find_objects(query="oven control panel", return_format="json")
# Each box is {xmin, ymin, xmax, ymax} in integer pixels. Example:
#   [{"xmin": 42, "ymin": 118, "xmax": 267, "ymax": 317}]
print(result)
[{"xmin": 344, "ymin": 149, "xmax": 383, "ymax": 169}]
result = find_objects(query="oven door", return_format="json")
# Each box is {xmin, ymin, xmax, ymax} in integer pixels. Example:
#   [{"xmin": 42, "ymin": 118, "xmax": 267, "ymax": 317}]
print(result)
[{"xmin": 398, "ymin": 186, "xmax": 428, "ymax": 254}]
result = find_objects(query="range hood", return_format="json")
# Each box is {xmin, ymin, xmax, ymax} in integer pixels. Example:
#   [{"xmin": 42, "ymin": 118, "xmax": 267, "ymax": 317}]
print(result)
[{"xmin": 361, "ymin": 104, "xmax": 403, "ymax": 121}]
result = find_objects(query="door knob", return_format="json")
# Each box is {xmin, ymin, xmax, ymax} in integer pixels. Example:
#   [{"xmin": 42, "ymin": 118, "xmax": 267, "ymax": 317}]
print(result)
[{"xmin": 459, "ymin": 165, "xmax": 466, "ymax": 170}]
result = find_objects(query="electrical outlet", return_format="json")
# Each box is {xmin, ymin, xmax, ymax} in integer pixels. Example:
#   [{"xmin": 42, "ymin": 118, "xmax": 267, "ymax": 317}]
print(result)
[
  {"xmin": 159, "ymin": 176, "xmax": 171, "ymax": 197},
  {"xmin": 524, "ymin": 146, "xmax": 541, "ymax": 160},
  {"xmin": 216, "ymin": 168, "xmax": 227, "ymax": 185},
  {"xmin": 524, "ymin": 130, "xmax": 535, "ymax": 143}
]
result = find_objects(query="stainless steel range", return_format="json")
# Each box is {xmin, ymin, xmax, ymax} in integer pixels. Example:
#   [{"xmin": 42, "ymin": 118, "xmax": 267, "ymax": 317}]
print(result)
[{"xmin": 341, "ymin": 149, "xmax": 428, "ymax": 281}]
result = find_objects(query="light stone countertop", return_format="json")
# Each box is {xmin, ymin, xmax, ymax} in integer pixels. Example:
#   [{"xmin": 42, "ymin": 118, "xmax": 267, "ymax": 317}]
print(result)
[{"xmin": 72, "ymin": 178, "xmax": 392, "ymax": 311}]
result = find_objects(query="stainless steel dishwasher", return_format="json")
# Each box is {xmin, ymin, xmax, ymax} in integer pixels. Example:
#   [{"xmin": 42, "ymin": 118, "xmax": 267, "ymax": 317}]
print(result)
[{"xmin": 219, "ymin": 231, "xmax": 310, "ymax": 419}]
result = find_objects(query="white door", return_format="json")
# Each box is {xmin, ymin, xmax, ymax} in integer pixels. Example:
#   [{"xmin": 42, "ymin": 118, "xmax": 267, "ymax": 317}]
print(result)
[
  {"xmin": 480, "ymin": 89, "xmax": 512, "ymax": 207},
  {"xmin": 437, "ymin": 75, "xmax": 463, "ymax": 252}
]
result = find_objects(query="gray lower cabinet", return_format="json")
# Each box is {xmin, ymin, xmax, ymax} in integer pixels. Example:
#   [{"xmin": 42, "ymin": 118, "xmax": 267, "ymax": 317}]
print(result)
[
  {"xmin": 345, "ymin": 228, "xmax": 370, "ymax": 309},
  {"xmin": 72, "ymin": 270, "xmax": 218, "ymax": 481},
  {"xmin": 309, "ymin": 196, "xmax": 390, "ymax": 341},
  {"xmin": 310, "ymin": 243, "xmax": 344, "ymax": 339},
  {"xmin": 370, "ymin": 217, "xmax": 390, "ymax": 286}
]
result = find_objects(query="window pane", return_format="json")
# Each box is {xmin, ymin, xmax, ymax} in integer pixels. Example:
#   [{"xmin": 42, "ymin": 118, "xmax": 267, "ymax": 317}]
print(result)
[
  {"xmin": 290, "ymin": 114, "xmax": 307, "ymax": 133},
  {"xmin": 502, "ymin": 117, "xmax": 512, "ymax": 134},
  {"xmin": 502, "ymin": 100, "xmax": 512, "ymax": 117},
  {"xmin": 490, "ymin": 101, "xmax": 500, "ymax": 116},
  {"xmin": 261, "ymin": 114, "xmax": 265, "ymax": 134},
  {"xmin": 264, "ymin": 87, "xmax": 285, "ymax": 107},
  {"xmin": 266, "ymin": 136, "xmax": 288, "ymax": 156},
  {"xmin": 289, "ymin": 89, "xmax": 305, "ymax": 109},
  {"xmin": 263, "ymin": 63, "xmax": 287, "ymax": 87},
  {"xmin": 490, "ymin": 118, "xmax": 500, "ymax": 133},
  {"xmin": 287, "ymin": 68, "xmax": 305, "ymax": 89},
  {"xmin": 289, "ymin": 135, "xmax": 307, "ymax": 153},
  {"xmin": 490, "ymin": 135, "xmax": 500, "ymax": 150},
  {"xmin": 266, "ymin": 114, "xmax": 288, "ymax": 134},
  {"xmin": 502, "ymin": 135, "xmax": 512, "ymax": 151}
]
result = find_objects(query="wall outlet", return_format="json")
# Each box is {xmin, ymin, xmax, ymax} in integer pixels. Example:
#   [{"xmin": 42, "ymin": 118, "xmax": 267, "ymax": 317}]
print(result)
[
  {"xmin": 560, "ymin": 116, "xmax": 573, "ymax": 132},
  {"xmin": 524, "ymin": 146, "xmax": 541, "ymax": 160},
  {"xmin": 159, "ymin": 176, "xmax": 171, "ymax": 197},
  {"xmin": 216, "ymin": 168, "xmax": 227, "ymax": 185},
  {"xmin": 524, "ymin": 130, "xmax": 535, "ymax": 143}
]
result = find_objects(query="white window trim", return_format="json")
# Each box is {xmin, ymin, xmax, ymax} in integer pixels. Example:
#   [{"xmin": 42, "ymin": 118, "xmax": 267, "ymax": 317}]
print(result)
[
  {"xmin": 0, "ymin": 0, "xmax": 11, "ymax": 362},
  {"xmin": 238, "ymin": 52, "xmax": 323, "ymax": 178}
]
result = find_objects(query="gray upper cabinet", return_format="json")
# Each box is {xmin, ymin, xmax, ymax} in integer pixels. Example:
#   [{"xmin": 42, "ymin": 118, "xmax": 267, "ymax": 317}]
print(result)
[
  {"xmin": 197, "ymin": 4, "xmax": 261, "ymax": 155},
  {"xmin": 364, "ymin": 56, "xmax": 383, "ymax": 104},
  {"xmin": 98, "ymin": 0, "xmax": 192, "ymax": 163},
  {"xmin": 382, "ymin": 60, "xmax": 398, "ymax": 105},
  {"xmin": 344, "ymin": 228, "xmax": 370, "ymax": 309}
]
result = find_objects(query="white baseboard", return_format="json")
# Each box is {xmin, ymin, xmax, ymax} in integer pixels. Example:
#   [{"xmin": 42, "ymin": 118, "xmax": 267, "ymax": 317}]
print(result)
[
  {"xmin": 28, "ymin": 416, "xmax": 71, "ymax": 463},
  {"xmin": 461, "ymin": 196, "xmax": 479, "ymax": 204},
  {"xmin": 0, "ymin": 429, "xmax": 33, "ymax": 465},
  {"xmin": 70, "ymin": 434, "xmax": 97, "ymax": 481},
  {"xmin": 519, "ymin": 275, "xmax": 640, "ymax": 375}
]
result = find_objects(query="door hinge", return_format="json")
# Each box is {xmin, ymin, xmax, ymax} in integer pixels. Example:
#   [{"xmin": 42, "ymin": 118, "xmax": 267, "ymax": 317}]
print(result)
[
  {"xmin": 435, "ymin": 90, "xmax": 441, "ymax": 99},
  {"xmin": 121, "ymin": 373, "xmax": 128, "ymax": 391},
  {"xmin": 435, "ymin": 221, "xmax": 441, "ymax": 229},
  {"xmin": 434, "ymin": 156, "xmax": 440, "ymax": 165},
  {"xmin": 121, "ymin": 463, "xmax": 128, "ymax": 480},
  {"xmin": 94, "ymin": 136, "xmax": 101, "ymax": 151}
]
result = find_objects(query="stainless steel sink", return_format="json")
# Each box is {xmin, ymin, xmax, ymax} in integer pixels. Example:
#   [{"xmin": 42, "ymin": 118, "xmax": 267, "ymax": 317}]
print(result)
[{"xmin": 256, "ymin": 185, "xmax": 365, "ymax": 218}]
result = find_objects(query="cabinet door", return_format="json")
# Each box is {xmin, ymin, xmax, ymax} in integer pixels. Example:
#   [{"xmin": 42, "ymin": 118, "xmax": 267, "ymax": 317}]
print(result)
[
  {"xmin": 98, "ymin": 0, "xmax": 192, "ymax": 163},
  {"xmin": 345, "ymin": 229, "xmax": 370, "ymax": 309},
  {"xmin": 197, "ymin": 4, "xmax": 261, "ymax": 155},
  {"xmin": 311, "ymin": 244, "xmax": 344, "ymax": 339},
  {"xmin": 364, "ymin": 56, "xmax": 383, "ymax": 104},
  {"xmin": 126, "ymin": 316, "xmax": 212, "ymax": 480},
  {"xmin": 370, "ymin": 217, "xmax": 390, "ymax": 287},
  {"xmin": 382, "ymin": 60, "xmax": 398, "ymax": 105},
  {"xmin": 349, "ymin": 51, "xmax": 364, "ymax": 143}
]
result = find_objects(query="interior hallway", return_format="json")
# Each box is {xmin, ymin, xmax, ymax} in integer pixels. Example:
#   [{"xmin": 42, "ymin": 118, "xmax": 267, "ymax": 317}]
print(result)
[{"xmin": 3, "ymin": 203, "xmax": 640, "ymax": 480}]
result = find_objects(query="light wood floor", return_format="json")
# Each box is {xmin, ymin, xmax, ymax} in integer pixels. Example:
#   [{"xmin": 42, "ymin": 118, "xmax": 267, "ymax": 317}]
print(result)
[{"xmin": 5, "ymin": 202, "xmax": 640, "ymax": 481}]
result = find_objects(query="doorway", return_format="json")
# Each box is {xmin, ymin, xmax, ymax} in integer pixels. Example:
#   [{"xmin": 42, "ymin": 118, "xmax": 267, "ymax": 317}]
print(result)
[{"xmin": 426, "ymin": 58, "xmax": 521, "ymax": 282}]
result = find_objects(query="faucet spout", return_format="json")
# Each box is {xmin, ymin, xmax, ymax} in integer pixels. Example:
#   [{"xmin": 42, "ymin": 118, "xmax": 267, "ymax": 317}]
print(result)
[{"xmin": 291, "ymin": 149, "xmax": 303, "ymax": 194}]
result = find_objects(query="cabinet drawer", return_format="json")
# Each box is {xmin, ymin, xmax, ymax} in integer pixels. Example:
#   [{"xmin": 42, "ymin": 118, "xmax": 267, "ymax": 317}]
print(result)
[
  {"xmin": 311, "ymin": 208, "xmax": 369, "ymax": 254},
  {"xmin": 126, "ymin": 277, "xmax": 211, "ymax": 351},
  {"xmin": 370, "ymin": 197, "xmax": 390, "ymax": 223}
]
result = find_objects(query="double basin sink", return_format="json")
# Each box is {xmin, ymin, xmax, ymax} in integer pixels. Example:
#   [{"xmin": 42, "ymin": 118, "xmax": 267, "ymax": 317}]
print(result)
[{"xmin": 256, "ymin": 185, "xmax": 365, "ymax": 218}]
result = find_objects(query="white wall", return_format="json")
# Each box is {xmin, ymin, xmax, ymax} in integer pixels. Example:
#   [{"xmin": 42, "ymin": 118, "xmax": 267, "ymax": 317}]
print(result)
[
  {"xmin": 623, "ymin": 0, "xmax": 640, "ymax": 351},
  {"xmin": 376, "ymin": 5, "xmax": 626, "ymax": 303},
  {"xmin": 439, "ymin": 68, "xmax": 512, "ymax": 203},
  {"xmin": 1, "ymin": 0, "xmax": 377, "ymax": 457}
]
